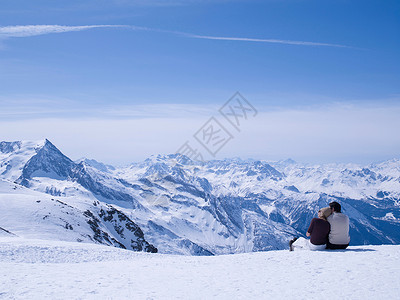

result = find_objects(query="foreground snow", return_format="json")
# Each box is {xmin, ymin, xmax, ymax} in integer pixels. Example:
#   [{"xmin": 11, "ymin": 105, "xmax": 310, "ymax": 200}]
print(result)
[{"xmin": 1, "ymin": 237, "xmax": 399, "ymax": 299}]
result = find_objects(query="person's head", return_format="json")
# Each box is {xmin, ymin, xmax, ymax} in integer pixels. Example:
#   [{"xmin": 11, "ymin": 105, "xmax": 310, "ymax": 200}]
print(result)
[
  {"xmin": 318, "ymin": 207, "xmax": 332, "ymax": 220},
  {"xmin": 329, "ymin": 201, "xmax": 341, "ymax": 213}
]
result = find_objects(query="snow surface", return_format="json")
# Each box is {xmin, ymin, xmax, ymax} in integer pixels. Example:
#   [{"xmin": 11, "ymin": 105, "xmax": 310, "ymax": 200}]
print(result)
[{"xmin": 1, "ymin": 237, "xmax": 399, "ymax": 300}]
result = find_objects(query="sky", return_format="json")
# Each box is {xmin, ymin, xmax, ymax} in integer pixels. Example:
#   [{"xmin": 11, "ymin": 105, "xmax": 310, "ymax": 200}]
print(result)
[{"xmin": 0, "ymin": 0, "xmax": 399, "ymax": 165}]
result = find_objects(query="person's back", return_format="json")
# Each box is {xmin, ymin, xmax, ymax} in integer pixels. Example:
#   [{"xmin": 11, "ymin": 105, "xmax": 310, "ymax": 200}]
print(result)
[
  {"xmin": 289, "ymin": 217, "xmax": 330, "ymax": 251},
  {"xmin": 308, "ymin": 218, "xmax": 330, "ymax": 246},
  {"xmin": 327, "ymin": 202, "xmax": 350, "ymax": 249}
]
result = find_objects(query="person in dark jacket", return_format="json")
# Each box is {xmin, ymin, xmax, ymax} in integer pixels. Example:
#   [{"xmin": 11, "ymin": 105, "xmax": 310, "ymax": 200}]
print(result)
[
  {"xmin": 306, "ymin": 207, "xmax": 331, "ymax": 250},
  {"xmin": 289, "ymin": 207, "xmax": 331, "ymax": 251}
]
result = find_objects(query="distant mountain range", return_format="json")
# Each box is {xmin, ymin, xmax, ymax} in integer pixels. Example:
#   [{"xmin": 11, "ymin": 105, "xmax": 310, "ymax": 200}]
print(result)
[{"xmin": 1, "ymin": 139, "xmax": 399, "ymax": 255}]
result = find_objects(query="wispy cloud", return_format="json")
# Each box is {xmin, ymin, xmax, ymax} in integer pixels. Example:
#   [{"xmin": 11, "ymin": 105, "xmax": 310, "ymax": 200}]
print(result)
[
  {"xmin": 0, "ymin": 96, "xmax": 218, "ymax": 120},
  {"xmin": 0, "ymin": 25, "xmax": 129, "ymax": 38},
  {"xmin": 107, "ymin": 0, "xmax": 238, "ymax": 7},
  {"xmin": 0, "ymin": 24, "xmax": 353, "ymax": 49},
  {"xmin": 181, "ymin": 33, "xmax": 351, "ymax": 48}
]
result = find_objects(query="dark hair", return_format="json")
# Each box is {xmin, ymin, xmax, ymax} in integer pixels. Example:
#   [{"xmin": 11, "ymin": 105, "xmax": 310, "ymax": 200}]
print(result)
[{"xmin": 329, "ymin": 201, "xmax": 341, "ymax": 213}]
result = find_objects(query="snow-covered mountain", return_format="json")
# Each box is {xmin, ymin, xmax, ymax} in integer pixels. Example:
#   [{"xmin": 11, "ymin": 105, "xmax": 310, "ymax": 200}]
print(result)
[{"xmin": 1, "ymin": 139, "xmax": 399, "ymax": 255}]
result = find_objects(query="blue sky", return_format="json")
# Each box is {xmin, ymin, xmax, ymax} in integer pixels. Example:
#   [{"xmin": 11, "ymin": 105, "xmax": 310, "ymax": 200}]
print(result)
[{"xmin": 1, "ymin": 0, "xmax": 399, "ymax": 164}]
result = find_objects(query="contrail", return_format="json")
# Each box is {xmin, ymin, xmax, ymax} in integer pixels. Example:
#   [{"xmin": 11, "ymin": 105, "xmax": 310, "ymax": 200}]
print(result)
[
  {"xmin": 0, "ymin": 24, "xmax": 352, "ymax": 48},
  {"xmin": 179, "ymin": 33, "xmax": 350, "ymax": 48}
]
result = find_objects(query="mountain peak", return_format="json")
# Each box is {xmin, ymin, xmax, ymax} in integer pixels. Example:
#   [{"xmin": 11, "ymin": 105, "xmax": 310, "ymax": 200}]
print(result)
[
  {"xmin": 76, "ymin": 157, "xmax": 115, "ymax": 173},
  {"xmin": 39, "ymin": 138, "xmax": 63, "ymax": 153},
  {"xmin": 17, "ymin": 139, "xmax": 74, "ymax": 184},
  {"xmin": 283, "ymin": 158, "xmax": 297, "ymax": 164}
]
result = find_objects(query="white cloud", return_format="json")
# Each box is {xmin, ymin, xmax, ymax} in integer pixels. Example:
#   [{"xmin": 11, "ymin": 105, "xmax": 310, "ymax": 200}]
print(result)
[
  {"xmin": 0, "ymin": 97, "xmax": 218, "ymax": 120},
  {"xmin": 0, "ymin": 25, "xmax": 129, "ymax": 38}
]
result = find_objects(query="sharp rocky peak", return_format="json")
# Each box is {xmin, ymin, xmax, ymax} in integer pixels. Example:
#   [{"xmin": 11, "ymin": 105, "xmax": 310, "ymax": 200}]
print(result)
[{"xmin": 17, "ymin": 139, "xmax": 75, "ymax": 185}]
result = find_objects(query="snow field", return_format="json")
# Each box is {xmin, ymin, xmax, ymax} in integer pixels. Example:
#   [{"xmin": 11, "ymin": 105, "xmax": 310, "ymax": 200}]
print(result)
[{"xmin": 1, "ymin": 237, "xmax": 399, "ymax": 300}]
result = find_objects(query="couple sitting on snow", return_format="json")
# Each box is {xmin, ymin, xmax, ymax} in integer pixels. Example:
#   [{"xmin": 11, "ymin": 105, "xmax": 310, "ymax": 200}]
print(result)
[{"xmin": 290, "ymin": 201, "xmax": 350, "ymax": 251}]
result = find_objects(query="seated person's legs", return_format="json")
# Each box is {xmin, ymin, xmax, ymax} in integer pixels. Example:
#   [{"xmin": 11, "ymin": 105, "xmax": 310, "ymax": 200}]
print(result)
[
  {"xmin": 326, "ymin": 241, "xmax": 349, "ymax": 249},
  {"xmin": 308, "ymin": 241, "xmax": 326, "ymax": 251}
]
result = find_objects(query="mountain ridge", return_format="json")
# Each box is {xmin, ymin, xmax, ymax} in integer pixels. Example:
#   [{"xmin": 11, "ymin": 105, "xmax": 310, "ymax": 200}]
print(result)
[{"xmin": 1, "ymin": 139, "xmax": 399, "ymax": 255}]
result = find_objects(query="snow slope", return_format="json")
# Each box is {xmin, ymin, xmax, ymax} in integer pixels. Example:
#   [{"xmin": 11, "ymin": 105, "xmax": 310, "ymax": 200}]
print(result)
[
  {"xmin": 0, "ymin": 180, "xmax": 157, "ymax": 252},
  {"xmin": 0, "ymin": 237, "xmax": 399, "ymax": 300},
  {"xmin": 0, "ymin": 140, "xmax": 45, "ymax": 182}
]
